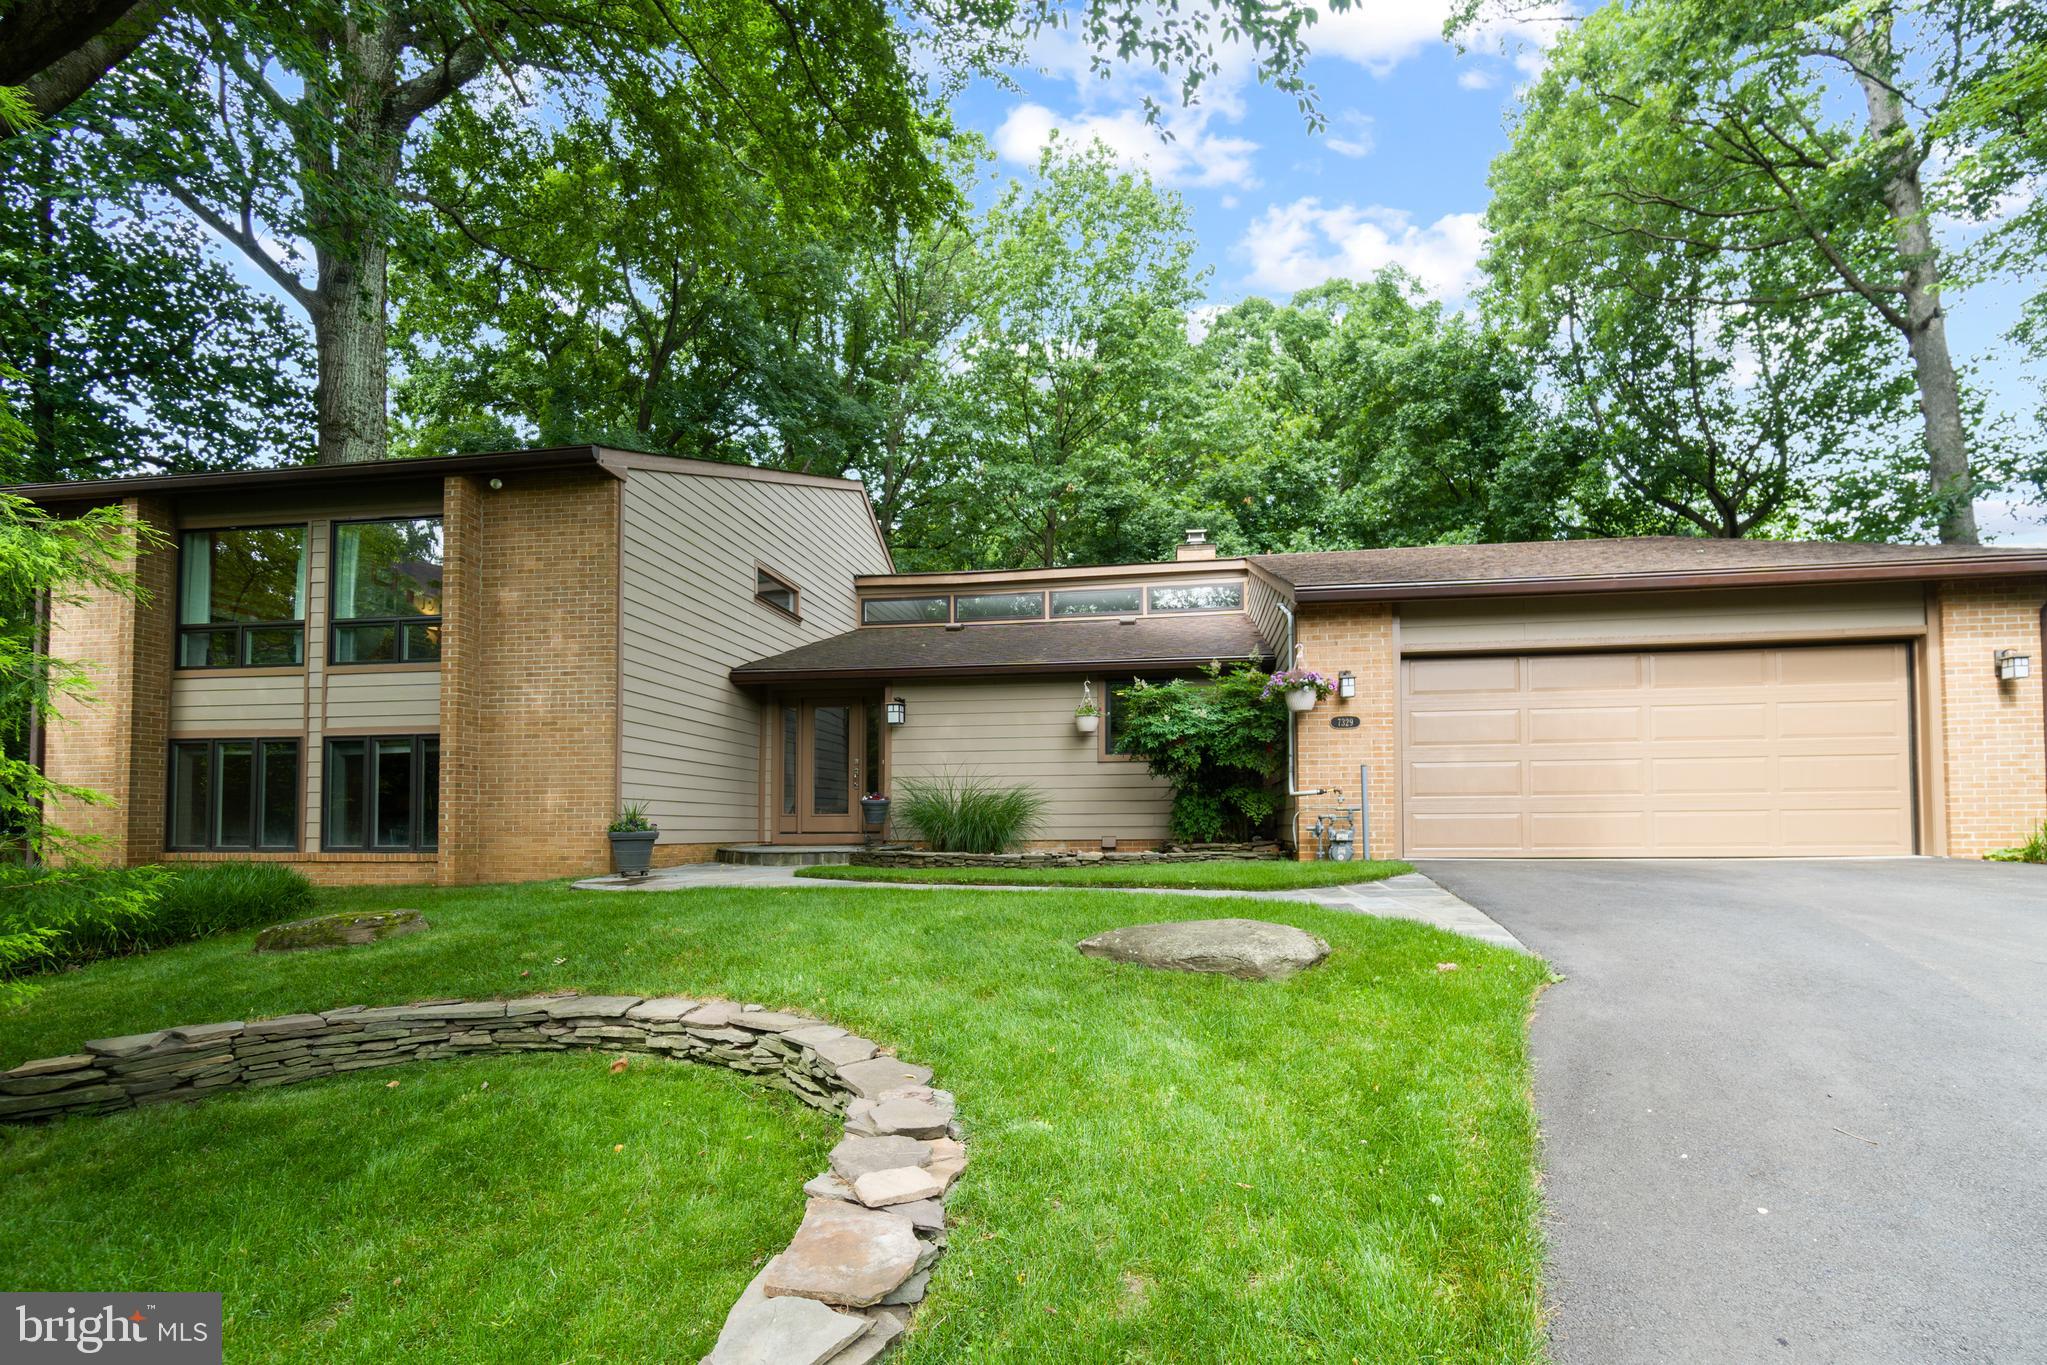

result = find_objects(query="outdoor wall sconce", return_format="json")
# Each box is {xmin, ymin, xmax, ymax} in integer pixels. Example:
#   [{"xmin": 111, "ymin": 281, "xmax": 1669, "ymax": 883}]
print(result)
[
  {"xmin": 1997, "ymin": 649, "xmax": 2032, "ymax": 682},
  {"xmin": 885, "ymin": 698, "xmax": 908, "ymax": 726},
  {"xmin": 1338, "ymin": 670, "xmax": 1357, "ymax": 699}
]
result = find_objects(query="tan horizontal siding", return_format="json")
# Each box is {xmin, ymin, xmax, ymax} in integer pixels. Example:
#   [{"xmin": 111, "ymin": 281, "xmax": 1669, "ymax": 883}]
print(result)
[
  {"xmin": 170, "ymin": 673, "xmax": 305, "ymax": 732},
  {"xmin": 1397, "ymin": 584, "xmax": 1925, "ymax": 653},
  {"xmin": 324, "ymin": 669, "xmax": 441, "ymax": 731},
  {"xmin": 888, "ymin": 680, "xmax": 1174, "ymax": 842},
  {"xmin": 620, "ymin": 470, "xmax": 890, "ymax": 843}
]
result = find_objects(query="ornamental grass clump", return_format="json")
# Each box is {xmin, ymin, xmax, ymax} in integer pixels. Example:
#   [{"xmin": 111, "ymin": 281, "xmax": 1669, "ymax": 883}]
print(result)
[{"xmin": 895, "ymin": 774, "xmax": 1045, "ymax": 854}]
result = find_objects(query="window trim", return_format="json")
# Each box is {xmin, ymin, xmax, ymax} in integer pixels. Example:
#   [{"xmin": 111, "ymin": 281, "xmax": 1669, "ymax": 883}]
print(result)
[
  {"xmin": 953, "ymin": 589, "xmax": 1048, "ymax": 623},
  {"xmin": 861, "ymin": 595, "xmax": 952, "ymax": 626},
  {"xmin": 1145, "ymin": 580, "xmax": 1246, "ymax": 614},
  {"xmin": 753, "ymin": 563, "xmax": 803, "ymax": 622},
  {"xmin": 322, "ymin": 733, "xmax": 440, "ymax": 852},
  {"xmin": 328, "ymin": 516, "xmax": 446, "ymax": 666},
  {"xmin": 1051, "ymin": 585, "xmax": 1144, "ymax": 618},
  {"xmin": 164, "ymin": 736, "xmax": 302, "ymax": 851},
  {"xmin": 175, "ymin": 524, "xmax": 310, "ymax": 671},
  {"xmin": 1096, "ymin": 678, "xmax": 1140, "ymax": 763}
]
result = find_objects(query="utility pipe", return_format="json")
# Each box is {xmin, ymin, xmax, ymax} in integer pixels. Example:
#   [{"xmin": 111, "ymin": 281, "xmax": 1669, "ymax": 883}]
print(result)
[{"xmin": 1277, "ymin": 602, "xmax": 1326, "ymax": 854}]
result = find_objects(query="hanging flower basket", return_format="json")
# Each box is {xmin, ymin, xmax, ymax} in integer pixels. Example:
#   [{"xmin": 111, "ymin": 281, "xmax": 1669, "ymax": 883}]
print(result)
[
  {"xmin": 1262, "ymin": 667, "xmax": 1335, "ymax": 713},
  {"xmin": 1076, "ymin": 711, "xmax": 1099, "ymax": 734}
]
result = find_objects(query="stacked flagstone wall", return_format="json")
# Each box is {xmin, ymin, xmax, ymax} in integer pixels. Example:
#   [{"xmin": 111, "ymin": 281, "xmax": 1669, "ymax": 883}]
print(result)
[{"xmin": 0, "ymin": 994, "xmax": 963, "ymax": 1365}]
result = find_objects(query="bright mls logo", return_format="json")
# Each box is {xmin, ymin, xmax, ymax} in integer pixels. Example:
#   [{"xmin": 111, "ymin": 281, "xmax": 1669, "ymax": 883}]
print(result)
[{"xmin": 5, "ymin": 1294, "xmax": 220, "ymax": 1363}]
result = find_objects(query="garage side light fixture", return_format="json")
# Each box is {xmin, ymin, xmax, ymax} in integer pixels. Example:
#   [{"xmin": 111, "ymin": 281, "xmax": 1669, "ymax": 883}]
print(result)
[
  {"xmin": 1997, "ymin": 649, "xmax": 2031, "ymax": 682},
  {"xmin": 1337, "ymin": 670, "xmax": 1357, "ymax": 699},
  {"xmin": 885, "ymin": 698, "xmax": 908, "ymax": 726}
]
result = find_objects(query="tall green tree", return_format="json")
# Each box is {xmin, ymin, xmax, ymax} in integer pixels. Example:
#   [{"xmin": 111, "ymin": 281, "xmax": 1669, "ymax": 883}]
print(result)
[
  {"xmin": 1479, "ymin": 0, "xmax": 2045, "ymax": 543},
  {"xmin": 1182, "ymin": 272, "xmax": 1574, "ymax": 551},
  {"xmin": 912, "ymin": 139, "xmax": 1205, "ymax": 569},
  {"xmin": 0, "ymin": 124, "xmax": 311, "ymax": 482},
  {"xmin": 43, "ymin": 0, "xmax": 1340, "ymax": 469}
]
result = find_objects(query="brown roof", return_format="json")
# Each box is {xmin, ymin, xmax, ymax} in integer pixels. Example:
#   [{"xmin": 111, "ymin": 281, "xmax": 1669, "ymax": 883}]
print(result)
[
  {"xmin": 731, "ymin": 613, "xmax": 1272, "ymax": 683},
  {"xmin": 4, "ymin": 445, "xmax": 868, "ymax": 506},
  {"xmin": 1253, "ymin": 537, "xmax": 2047, "ymax": 601}
]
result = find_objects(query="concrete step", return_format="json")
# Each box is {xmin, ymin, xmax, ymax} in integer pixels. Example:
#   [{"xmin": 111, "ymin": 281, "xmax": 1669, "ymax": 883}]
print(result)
[{"xmin": 715, "ymin": 844, "xmax": 864, "ymax": 867}]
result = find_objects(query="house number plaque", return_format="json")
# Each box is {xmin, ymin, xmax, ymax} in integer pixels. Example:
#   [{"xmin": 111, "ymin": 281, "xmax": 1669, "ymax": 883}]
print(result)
[{"xmin": 1329, "ymin": 716, "xmax": 1361, "ymax": 729}]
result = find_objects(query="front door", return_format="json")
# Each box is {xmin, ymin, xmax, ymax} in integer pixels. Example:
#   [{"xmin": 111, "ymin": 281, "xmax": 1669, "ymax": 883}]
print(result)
[{"xmin": 778, "ymin": 698, "xmax": 866, "ymax": 837}]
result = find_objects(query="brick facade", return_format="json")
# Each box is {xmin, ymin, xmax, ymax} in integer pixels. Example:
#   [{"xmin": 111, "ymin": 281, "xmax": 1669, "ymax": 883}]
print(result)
[
  {"xmin": 44, "ymin": 497, "xmax": 173, "ymax": 866},
  {"xmin": 1935, "ymin": 578, "xmax": 2047, "ymax": 858},
  {"xmin": 1288, "ymin": 603, "xmax": 1400, "ymax": 860},
  {"xmin": 450, "ymin": 469, "xmax": 621, "ymax": 882}
]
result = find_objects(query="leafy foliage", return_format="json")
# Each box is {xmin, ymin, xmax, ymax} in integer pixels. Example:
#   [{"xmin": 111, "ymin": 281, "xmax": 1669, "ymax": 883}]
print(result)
[
  {"xmin": 0, "ymin": 125, "xmax": 311, "ymax": 482},
  {"xmin": 1109, "ymin": 663, "xmax": 1287, "ymax": 842},
  {"xmin": 1986, "ymin": 823, "xmax": 2047, "ymax": 864},
  {"xmin": 609, "ymin": 804, "xmax": 655, "ymax": 834},
  {"xmin": 895, "ymin": 773, "xmax": 1046, "ymax": 853},
  {"xmin": 0, "ymin": 861, "xmax": 315, "ymax": 984}
]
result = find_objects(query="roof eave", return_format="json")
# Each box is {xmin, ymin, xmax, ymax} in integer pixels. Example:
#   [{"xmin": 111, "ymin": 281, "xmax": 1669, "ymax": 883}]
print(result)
[
  {"xmin": 730, "ymin": 651, "xmax": 1274, "ymax": 686},
  {"xmin": 1287, "ymin": 556, "xmax": 2047, "ymax": 602}
]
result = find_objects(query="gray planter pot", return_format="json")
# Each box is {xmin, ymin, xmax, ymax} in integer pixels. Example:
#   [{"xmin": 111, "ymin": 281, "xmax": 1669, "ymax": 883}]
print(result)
[
  {"xmin": 861, "ymin": 798, "xmax": 891, "ymax": 832},
  {"xmin": 608, "ymin": 829, "xmax": 659, "ymax": 877}
]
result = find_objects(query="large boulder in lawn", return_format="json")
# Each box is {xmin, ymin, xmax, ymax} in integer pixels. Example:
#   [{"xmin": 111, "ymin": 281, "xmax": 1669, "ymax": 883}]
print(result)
[
  {"xmin": 253, "ymin": 909, "xmax": 426, "ymax": 952},
  {"xmin": 1076, "ymin": 918, "xmax": 1330, "ymax": 981}
]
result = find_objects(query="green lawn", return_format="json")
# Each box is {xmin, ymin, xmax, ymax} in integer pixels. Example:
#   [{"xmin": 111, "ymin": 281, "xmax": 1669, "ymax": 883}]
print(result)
[
  {"xmin": 0, "ymin": 879, "xmax": 1549, "ymax": 1363},
  {"xmin": 0, "ymin": 1053, "xmax": 830, "ymax": 1361},
  {"xmin": 795, "ymin": 857, "xmax": 1414, "ymax": 891}
]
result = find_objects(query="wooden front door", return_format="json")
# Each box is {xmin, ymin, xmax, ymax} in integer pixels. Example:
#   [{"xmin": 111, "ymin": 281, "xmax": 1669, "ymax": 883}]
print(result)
[{"xmin": 777, "ymin": 698, "xmax": 866, "ymax": 837}]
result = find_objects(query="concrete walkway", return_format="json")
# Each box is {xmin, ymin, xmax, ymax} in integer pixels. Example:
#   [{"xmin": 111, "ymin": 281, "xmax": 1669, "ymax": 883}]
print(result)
[{"xmin": 573, "ymin": 864, "xmax": 1527, "ymax": 952}]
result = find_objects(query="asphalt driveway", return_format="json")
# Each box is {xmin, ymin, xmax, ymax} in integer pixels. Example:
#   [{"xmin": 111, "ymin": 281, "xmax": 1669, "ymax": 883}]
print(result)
[{"xmin": 1419, "ymin": 858, "xmax": 2047, "ymax": 1365}]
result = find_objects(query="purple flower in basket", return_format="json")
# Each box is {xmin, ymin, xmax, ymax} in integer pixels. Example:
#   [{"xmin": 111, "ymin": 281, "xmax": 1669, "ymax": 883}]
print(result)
[{"xmin": 1260, "ymin": 667, "xmax": 1335, "ymax": 701}]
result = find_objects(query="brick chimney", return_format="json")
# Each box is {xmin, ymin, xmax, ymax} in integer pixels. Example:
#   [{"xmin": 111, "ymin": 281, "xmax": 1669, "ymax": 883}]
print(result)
[{"xmin": 1175, "ymin": 528, "xmax": 1217, "ymax": 561}]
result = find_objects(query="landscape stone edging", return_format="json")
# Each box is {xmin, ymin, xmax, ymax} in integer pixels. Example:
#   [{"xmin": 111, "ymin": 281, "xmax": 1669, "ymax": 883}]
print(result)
[
  {"xmin": 854, "ymin": 840, "xmax": 1285, "ymax": 869},
  {"xmin": 0, "ymin": 993, "xmax": 962, "ymax": 1365}
]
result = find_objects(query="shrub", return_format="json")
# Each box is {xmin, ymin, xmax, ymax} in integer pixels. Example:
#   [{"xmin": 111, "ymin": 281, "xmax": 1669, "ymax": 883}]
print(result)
[
  {"xmin": 1986, "ymin": 823, "xmax": 2047, "ymax": 863},
  {"xmin": 143, "ymin": 861, "xmax": 316, "ymax": 945},
  {"xmin": 896, "ymin": 774, "xmax": 1045, "ymax": 853},
  {"xmin": 1110, "ymin": 662, "xmax": 1287, "ymax": 842},
  {"xmin": 0, "ymin": 860, "xmax": 314, "ymax": 988}
]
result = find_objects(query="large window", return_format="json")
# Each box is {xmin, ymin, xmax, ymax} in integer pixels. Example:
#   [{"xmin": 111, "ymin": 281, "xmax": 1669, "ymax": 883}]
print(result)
[
  {"xmin": 177, "ymin": 526, "xmax": 308, "ymax": 668},
  {"xmin": 863, "ymin": 596, "xmax": 949, "ymax": 625},
  {"xmin": 167, "ymin": 738, "xmax": 300, "ymax": 850},
  {"xmin": 1148, "ymin": 581, "xmax": 1244, "ymax": 613},
  {"xmin": 1052, "ymin": 586, "xmax": 1142, "ymax": 617},
  {"xmin": 331, "ymin": 517, "xmax": 444, "ymax": 664},
  {"xmin": 955, "ymin": 590, "xmax": 1045, "ymax": 622},
  {"xmin": 1101, "ymin": 681, "xmax": 1140, "ymax": 758},
  {"xmin": 325, "ymin": 735, "xmax": 439, "ymax": 851}
]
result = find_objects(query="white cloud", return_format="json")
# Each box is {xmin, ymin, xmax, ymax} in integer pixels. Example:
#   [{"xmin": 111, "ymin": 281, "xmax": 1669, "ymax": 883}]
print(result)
[
  {"xmin": 1238, "ymin": 199, "xmax": 1488, "ymax": 300},
  {"xmin": 1185, "ymin": 303, "xmax": 1229, "ymax": 344},
  {"xmin": 1303, "ymin": 1, "xmax": 1558, "ymax": 77},
  {"xmin": 1324, "ymin": 110, "xmax": 1375, "ymax": 159},
  {"xmin": 993, "ymin": 102, "xmax": 1260, "ymax": 189},
  {"xmin": 1457, "ymin": 67, "xmax": 1496, "ymax": 90}
]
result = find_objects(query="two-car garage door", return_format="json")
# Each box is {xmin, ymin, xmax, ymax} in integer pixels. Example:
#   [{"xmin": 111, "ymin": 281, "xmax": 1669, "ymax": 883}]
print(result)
[{"xmin": 1400, "ymin": 644, "xmax": 1915, "ymax": 857}]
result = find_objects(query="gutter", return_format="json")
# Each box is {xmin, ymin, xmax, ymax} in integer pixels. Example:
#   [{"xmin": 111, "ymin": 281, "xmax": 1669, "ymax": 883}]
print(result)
[{"xmin": 1283, "ymin": 555, "xmax": 2047, "ymax": 603}]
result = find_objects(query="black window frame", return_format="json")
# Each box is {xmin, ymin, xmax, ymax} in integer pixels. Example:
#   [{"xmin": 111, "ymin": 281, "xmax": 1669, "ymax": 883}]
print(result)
[
  {"xmin": 328, "ymin": 516, "xmax": 445, "ymax": 666},
  {"xmin": 1051, "ymin": 585, "xmax": 1144, "ymax": 617},
  {"xmin": 165, "ymin": 736, "xmax": 302, "ymax": 851},
  {"xmin": 754, "ymin": 564, "xmax": 802, "ymax": 621},
  {"xmin": 175, "ymin": 524, "xmax": 310, "ymax": 671},
  {"xmin": 322, "ymin": 734, "xmax": 440, "ymax": 852}
]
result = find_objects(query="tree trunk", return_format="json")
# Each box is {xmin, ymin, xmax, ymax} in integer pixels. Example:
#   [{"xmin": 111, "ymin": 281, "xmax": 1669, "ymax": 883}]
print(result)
[
  {"xmin": 310, "ymin": 239, "xmax": 392, "ymax": 465},
  {"xmin": 1845, "ymin": 21, "xmax": 1979, "ymax": 544}
]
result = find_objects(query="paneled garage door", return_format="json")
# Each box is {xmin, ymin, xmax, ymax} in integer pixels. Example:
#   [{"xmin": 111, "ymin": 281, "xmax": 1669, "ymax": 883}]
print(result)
[{"xmin": 1400, "ymin": 644, "xmax": 1915, "ymax": 857}]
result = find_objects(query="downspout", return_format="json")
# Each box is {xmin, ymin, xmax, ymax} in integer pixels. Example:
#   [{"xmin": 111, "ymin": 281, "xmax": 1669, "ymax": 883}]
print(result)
[
  {"xmin": 24, "ymin": 589, "xmax": 49, "ymax": 867},
  {"xmin": 1277, "ymin": 602, "xmax": 1324, "ymax": 854}
]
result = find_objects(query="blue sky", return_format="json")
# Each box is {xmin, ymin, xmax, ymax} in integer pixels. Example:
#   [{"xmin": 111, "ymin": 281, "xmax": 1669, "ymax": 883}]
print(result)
[{"xmin": 943, "ymin": 7, "xmax": 2047, "ymax": 542}]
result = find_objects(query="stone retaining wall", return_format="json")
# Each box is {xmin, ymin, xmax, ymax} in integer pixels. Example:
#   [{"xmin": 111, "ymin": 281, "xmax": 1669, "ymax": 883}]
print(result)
[
  {"xmin": 0, "ymin": 993, "xmax": 962, "ymax": 1364},
  {"xmin": 854, "ymin": 839, "xmax": 1285, "ymax": 870}
]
